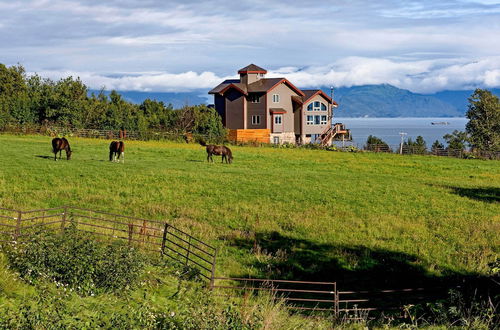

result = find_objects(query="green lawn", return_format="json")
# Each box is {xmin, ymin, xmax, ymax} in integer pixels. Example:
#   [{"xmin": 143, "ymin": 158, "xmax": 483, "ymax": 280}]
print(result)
[{"xmin": 0, "ymin": 134, "xmax": 498, "ymax": 287}]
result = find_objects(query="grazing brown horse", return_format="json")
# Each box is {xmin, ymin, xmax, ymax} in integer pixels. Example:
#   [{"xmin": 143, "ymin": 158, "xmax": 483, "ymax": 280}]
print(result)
[
  {"xmin": 109, "ymin": 141, "xmax": 125, "ymax": 163},
  {"xmin": 51, "ymin": 137, "xmax": 72, "ymax": 161},
  {"xmin": 199, "ymin": 140, "xmax": 233, "ymax": 164}
]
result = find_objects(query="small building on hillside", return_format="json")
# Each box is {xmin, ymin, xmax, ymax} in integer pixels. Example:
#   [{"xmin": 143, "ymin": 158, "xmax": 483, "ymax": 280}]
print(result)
[{"xmin": 209, "ymin": 64, "xmax": 350, "ymax": 145}]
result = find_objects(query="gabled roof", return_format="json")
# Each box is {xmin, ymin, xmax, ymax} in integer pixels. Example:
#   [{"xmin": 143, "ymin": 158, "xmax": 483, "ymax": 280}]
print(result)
[
  {"xmin": 301, "ymin": 89, "xmax": 336, "ymax": 105},
  {"xmin": 238, "ymin": 64, "xmax": 267, "ymax": 74},
  {"xmin": 209, "ymin": 79, "xmax": 247, "ymax": 95},
  {"xmin": 248, "ymin": 78, "xmax": 305, "ymax": 96}
]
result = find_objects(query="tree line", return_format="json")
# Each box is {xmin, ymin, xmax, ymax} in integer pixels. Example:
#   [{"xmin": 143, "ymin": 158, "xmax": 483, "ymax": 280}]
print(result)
[{"xmin": 0, "ymin": 64, "xmax": 226, "ymax": 140}]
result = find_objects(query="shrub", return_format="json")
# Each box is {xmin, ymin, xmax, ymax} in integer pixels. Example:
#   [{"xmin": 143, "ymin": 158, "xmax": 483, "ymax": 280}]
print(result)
[{"xmin": 4, "ymin": 226, "xmax": 145, "ymax": 295}]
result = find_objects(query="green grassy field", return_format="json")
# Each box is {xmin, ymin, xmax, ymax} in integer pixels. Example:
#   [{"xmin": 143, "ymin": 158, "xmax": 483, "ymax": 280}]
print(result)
[{"xmin": 0, "ymin": 134, "xmax": 498, "ymax": 288}]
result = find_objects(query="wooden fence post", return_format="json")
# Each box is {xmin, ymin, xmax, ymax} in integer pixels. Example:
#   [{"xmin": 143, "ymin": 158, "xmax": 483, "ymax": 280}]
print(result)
[
  {"xmin": 334, "ymin": 282, "xmax": 339, "ymax": 318},
  {"xmin": 185, "ymin": 236, "xmax": 192, "ymax": 265},
  {"xmin": 209, "ymin": 249, "xmax": 217, "ymax": 290},
  {"xmin": 128, "ymin": 223, "xmax": 133, "ymax": 246},
  {"xmin": 60, "ymin": 206, "xmax": 68, "ymax": 233},
  {"xmin": 161, "ymin": 223, "xmax": 169, "ymax": 256},
  {"xmin": 14, "ymin": 210, "xmax": 22, "ymax": 240}
]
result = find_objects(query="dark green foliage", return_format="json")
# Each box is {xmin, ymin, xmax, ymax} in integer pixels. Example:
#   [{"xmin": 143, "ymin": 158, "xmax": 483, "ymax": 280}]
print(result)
[
  {"xmin": 466, "ymin": 89, "xmax": 500, "ymax": 152},
  {"xmin": 443, "ymin": 130, "xmax": 468, "ymax": 150},
  {"xmin": 431, "ymin": 140, "xmax": 444, "ymax": 152},
  {"xmin": 404, "ymin": 135, "xmax": 427, "ymax": 154},
  {"xmin": 0, "ymin": 63, "xmax": 226, "ymax": 140},
  {"xmin": 4, "ymin": 227, "xmax": 145, "ymax": 295},
  {"xmin": 365, "ymin": 135, "xmax": 391, "ymax": 152}
]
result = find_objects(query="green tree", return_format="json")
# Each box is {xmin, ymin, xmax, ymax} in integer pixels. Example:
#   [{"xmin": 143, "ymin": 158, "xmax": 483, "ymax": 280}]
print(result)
[
  {"xmin": 404, "ymin": 136, "xmax": 427, "ymax": 154},
  {"xmin": 465, "ymin": 89, "xmax": 500, "ymax": 151},
  {"xmin": 443, "ymin": 130, "xmax": 468, "ymax": 150},
  {"xmin": 431, "ymin": 140, "xmax": 444, "ymax": 153},
  {"xmin": 366, "ymin": 135, "xmax": 391, "ymax": 152}
]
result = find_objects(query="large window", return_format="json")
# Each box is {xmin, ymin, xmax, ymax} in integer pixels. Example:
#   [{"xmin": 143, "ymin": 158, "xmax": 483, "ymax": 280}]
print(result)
[
  {"xmin": 321, "ymin": 115, "xmax": 327, "ymax": 125},
  {"xmin": 306, "ymin": 115, "xmax": 314, "ymax": 125},
  {"xmin": 251, "ymin": 115, "xmax": 261, "ymax": 125},
  {"xmin": 307, "ymin": 101, "xmax": 327, "ymax": 111},
  {"xmin": 314, "ymin": 115, "xmax": 321, "ymax": 125},
  {"xmin": 250, "ymin": 94, "xmax": 260, "ymax": 103},
  {"xmin": 272, "ymin": 94, "xmax": 280, "ymax": 103}
]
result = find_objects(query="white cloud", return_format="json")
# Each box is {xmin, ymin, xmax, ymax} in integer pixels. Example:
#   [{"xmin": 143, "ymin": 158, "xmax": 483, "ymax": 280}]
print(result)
[{"xmin": 31, "ymin": 56, "xmax": 500, "ymax": 94}]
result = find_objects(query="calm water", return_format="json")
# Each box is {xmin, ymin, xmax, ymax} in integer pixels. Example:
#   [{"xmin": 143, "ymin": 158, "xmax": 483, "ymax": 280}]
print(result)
[{"xmin": 334, "ymin": 117, "xmax": 468, "ymax": 147}]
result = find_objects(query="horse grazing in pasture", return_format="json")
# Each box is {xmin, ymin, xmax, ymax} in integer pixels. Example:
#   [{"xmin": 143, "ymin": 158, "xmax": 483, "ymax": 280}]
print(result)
[
  {"xmin": 51, "ymin": 137, "xmax": 72, "ymax": 161},
  {"xmin": 109, "ymin": 141, "xmax": 125, "ymax": 163},
  {"xmin": 199, "ymin": 140, "xmax": 233, "ymax": 164}
]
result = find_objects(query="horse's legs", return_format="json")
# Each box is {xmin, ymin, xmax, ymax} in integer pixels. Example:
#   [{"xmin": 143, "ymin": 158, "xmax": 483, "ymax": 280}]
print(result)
[
  {"xmin": 121, "ymin": 152, "xmax": 124, "ymax": 164},
  {"xmin": 59, "ymin": 150, "xmax": 62, "ymax": 159},
  {"xmin": 54, "ymin": 152, "xmax": 57, "ymax": 161},
  {"xmin": 222, "ymin": 154, "xmax": 225, "ymax": 163}
]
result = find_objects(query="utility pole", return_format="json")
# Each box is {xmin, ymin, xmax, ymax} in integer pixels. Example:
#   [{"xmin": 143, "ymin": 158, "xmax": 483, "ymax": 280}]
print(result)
[
  {"xmin": 330, "ymin": 86, "xmax": 334, "ymax": 121},
  {"xmin": 399, "ymin": 132, "xmax": 407, "ymax": 154}
]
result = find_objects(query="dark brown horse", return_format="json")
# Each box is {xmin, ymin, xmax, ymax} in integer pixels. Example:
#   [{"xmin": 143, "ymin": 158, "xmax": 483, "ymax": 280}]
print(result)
[
  {"xmin": 199, "ymin": 140, "xmax": 233, "ymax": 164},
  {"xmin": 51, "ymin": 137, "xmax": 72, "ymax": 161},
  {"xmin": 109, "ymin": 141, "xmax": 125, "ymax": 163}
]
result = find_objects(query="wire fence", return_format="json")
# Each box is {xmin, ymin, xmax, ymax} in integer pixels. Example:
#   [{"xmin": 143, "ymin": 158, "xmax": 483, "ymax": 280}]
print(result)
[{"xmin": 363, "ymin": 144, "xmax": 500, "ymax": 159}]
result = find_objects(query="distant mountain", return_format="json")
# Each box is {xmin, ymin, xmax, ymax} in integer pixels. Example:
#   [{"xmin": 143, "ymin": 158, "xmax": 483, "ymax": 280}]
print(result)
[
  {"xmin": 424, "ymin": 89, "xmax": 500, "ymax": 113},
  {"xmin": 91, "ymin": 85, "xmax": 500, "ymax": 117},
  {"xmin": 325, "ymin": 85, "xmax": 500, "ymax": 117}
]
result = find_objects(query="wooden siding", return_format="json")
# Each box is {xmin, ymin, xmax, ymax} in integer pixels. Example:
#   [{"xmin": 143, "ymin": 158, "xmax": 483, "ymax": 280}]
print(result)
[{"xmin": 227, "ymin": 129, "xmax": 270, "ymax": 143}]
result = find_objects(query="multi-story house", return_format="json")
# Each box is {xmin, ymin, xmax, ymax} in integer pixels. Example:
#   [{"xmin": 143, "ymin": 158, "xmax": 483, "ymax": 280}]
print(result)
[{"xmin": 209, "ymin": 64, "xmax": 349, "ymax": 145}]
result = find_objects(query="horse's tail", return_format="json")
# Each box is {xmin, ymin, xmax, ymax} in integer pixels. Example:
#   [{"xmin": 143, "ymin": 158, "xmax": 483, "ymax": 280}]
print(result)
[
  {"xmin": 51, "ymin": 138, "xmax": 59, "ymax": 153},
  {"xmin": 198, "ymin": 139, "xmax": 207, "ymax": 147},
  {"xmin": 109, "ymin": 141, "xmax": 115, "ymax": 161}
]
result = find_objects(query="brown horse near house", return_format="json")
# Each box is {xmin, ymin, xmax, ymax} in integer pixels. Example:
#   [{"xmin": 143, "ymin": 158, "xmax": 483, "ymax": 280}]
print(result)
[
  {"xmin": 109, "ymin": 141, "xmax": 125, "ymax": 163},
  {"xmin": 199, "ymin": 140, "xmax": 233, "ymax": 164},
  {"xmin": 51, "ymin": 137, "xmax": 72, "ymax": 161}
]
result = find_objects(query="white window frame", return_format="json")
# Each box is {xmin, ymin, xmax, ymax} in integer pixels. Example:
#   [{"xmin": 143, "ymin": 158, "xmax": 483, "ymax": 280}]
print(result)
[
  {"xmin": 306, "ymin": 115, "xmax": 314, "ymax": 125},
  {"xmin": 320, "ymin": 115, "xmax": 327, "ymax": 125},
  {"xmin": 250, "ymin": 94, "xmax": 260, "ymax": 103},
  {"xmin": 274, "ymin": 114, "xmax": 282, "ymax": 125},
  {"xmin": 308, "ymin": 101, "xmax": 327, "ymax": 111},
  {"xmin": 272, "ymin": 94, "xmax": 280, "ymax": 103},
  {"xmin": 251, "ymin": 115, "xmax": 261, "ymax": 125}
]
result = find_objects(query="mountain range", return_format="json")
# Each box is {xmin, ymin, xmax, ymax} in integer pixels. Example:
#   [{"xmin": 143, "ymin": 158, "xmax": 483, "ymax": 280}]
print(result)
[{"xmin": 91, "ymin": 85, "xmax": 500, "ymax": 118}]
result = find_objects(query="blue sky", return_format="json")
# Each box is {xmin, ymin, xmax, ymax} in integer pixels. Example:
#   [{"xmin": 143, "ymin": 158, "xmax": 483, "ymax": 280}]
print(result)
[{"xmin": 0, "ymin": 0, "xmax": 499, "ymax": 93}]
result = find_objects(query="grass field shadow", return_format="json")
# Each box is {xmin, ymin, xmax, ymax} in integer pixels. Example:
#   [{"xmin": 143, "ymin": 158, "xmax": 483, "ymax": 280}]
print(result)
[
  {"xmin": 449, "ymin": 186, "xmax": 500, "ymax": 203},
  {"xmin": 228, "ymin": 231, "xmax": 460, "ymax": 290},
  {"xmin": 35, "ymin": 155, "xmax": 53, "ymax": 160}
]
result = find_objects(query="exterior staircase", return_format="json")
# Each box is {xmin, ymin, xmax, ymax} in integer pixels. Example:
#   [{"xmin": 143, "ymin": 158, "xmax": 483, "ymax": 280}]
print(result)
[{"xmin": 319, "ymin": 123, "xmax": 351, "ymax": 146}]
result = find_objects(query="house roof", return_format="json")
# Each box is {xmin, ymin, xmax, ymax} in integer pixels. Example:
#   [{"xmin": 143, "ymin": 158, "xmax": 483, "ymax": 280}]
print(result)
[
  {"xmin": 248, "ymin": 78, "xmax": 305, "ymax": 96},
  {"xmin": 208, "ymin": 79, "xmax": 248, "ymax": 95},
  {"xmin": 269, "ymin": 108, "xmax": 287, "ymax": 114},
  {"xmin": 301, "ymin": 89, "xmax": 336, "ymax": 105},
  {"xmin": 238, "ymin": 64, "xmax": 267, "ymax": 74}
]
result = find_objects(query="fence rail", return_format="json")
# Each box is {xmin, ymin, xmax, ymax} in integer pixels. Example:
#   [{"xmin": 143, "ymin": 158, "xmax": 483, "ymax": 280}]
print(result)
[
  {"xmin": 0, "ymin": 205, "xmax": 217, "ymax": 283},
  {"xmin": 364, "ymin": 144, "xmax": 500, "ymax": 159}
]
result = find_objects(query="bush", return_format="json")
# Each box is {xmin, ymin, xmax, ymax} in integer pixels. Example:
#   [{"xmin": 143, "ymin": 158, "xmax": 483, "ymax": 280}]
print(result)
[{"xmin": 4, "ymin": 226, "xmax": 145, "ymax": 295}]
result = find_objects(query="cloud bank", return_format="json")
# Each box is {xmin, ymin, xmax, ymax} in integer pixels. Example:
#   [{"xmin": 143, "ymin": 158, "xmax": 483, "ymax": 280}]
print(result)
[{"xmin": 34, "ymin": 56, "xmax": 500, "ymax": 94}]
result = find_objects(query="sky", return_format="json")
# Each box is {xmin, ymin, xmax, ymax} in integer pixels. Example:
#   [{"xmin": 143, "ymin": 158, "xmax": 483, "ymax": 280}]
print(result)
[{"xmin": 0, "ymin": 0, "xmax": 499, "ymax": 93}]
